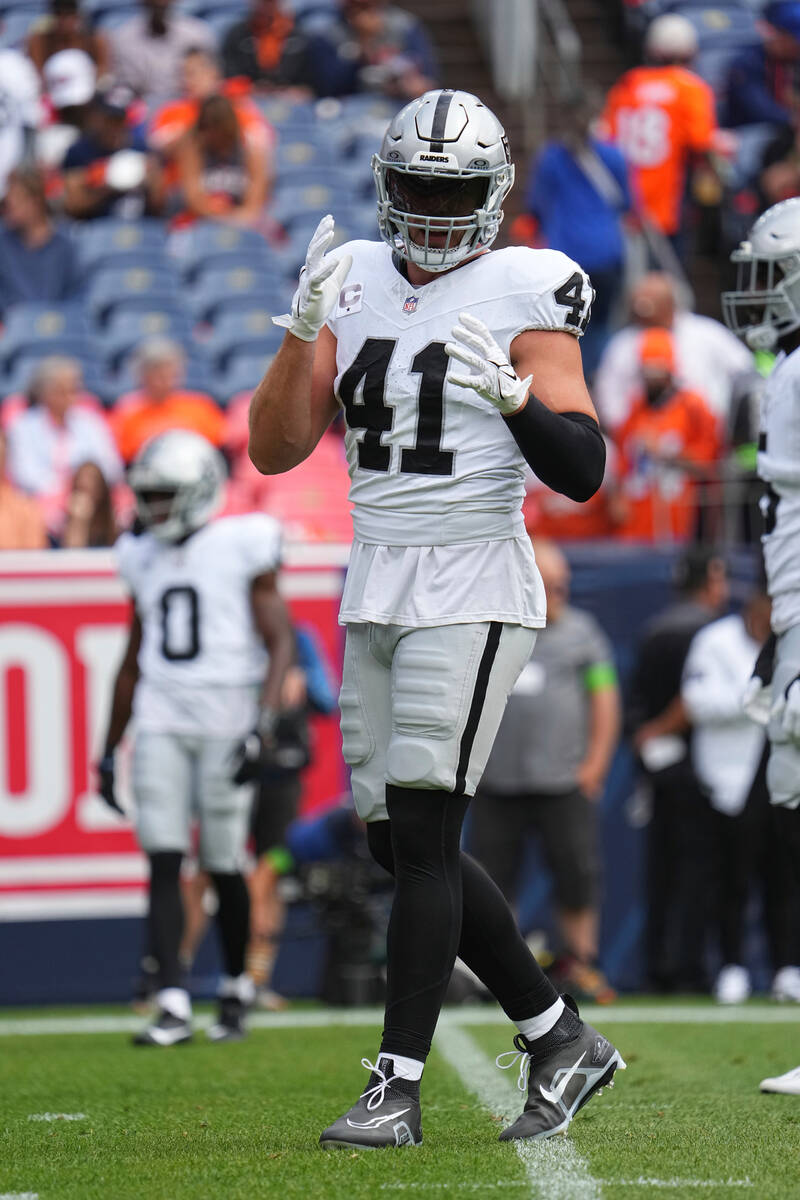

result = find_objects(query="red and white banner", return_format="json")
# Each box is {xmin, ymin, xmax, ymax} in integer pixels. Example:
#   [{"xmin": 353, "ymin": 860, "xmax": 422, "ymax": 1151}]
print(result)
[{"xmin": 0, "ymin": 546, "xmax": 348, "ymax": 923}]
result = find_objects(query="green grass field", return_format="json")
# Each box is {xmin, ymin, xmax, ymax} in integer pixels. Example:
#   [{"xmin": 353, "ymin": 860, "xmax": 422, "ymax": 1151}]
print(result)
[{"xmin": 2, "ymin": 1003, "xmax": 799, "ymax": 1200}]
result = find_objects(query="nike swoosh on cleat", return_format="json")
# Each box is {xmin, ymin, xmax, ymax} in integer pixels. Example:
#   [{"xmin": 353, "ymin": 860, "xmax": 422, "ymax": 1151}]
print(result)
[
  {"xmin": 346, "ymin": 1108, "xmax": 411, "ymax": 1130},
  {"xmin": 539, "ymin": 1051, "xmax": 587, "ymax": 1104}
]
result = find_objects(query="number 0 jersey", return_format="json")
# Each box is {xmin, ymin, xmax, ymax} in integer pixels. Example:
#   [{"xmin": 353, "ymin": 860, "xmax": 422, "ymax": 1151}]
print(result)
[
  {"xmin": 116, "ymin": 513, "xmax": 283, "ymax": 736},
  {"xmin": 758, "ymin": 346, "xmax": 800, "ymax": 635},
  {"xmin": 326, "ymin": 239, "xmax": 592, "ymax": 629}
]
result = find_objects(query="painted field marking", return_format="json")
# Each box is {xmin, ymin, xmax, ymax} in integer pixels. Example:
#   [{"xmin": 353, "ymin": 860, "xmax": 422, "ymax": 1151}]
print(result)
[
  {"xmin": 1, "ymin": 1003, "xmax": 799, "ymax": 1038},
  {"xmin": 379, "ymin": 1182, "xmax": 754, "ymax": 1193},
  {"xmin": 0, "ymin": 1193, "xmax": 39, "ymax": 1199},
  {"xmin": 27, "ymin": 1112, "xmax": 86, "ymax": 1122}
]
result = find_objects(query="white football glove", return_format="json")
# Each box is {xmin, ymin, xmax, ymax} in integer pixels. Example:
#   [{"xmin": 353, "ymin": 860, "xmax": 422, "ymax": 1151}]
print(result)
[
  {"xmin": 445, "ymin": 312, "xmax": 531, "ymax": 416},
  {"xmin": 771, "ymin": 674, "xmax": 800, "ymax": 744},
  {"xmin": 273, "ymin": 214, "xmax": 353, "ymax": 343},
  {"xmin": 741, "ymin": 676, "xmax": 772, "ymax": 727}
]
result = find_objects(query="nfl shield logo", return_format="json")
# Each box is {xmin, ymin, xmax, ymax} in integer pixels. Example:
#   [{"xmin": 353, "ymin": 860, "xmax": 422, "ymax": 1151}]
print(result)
[{"xmin": 403, "ymin": 295, "xmax": 419, "ymax": 314}]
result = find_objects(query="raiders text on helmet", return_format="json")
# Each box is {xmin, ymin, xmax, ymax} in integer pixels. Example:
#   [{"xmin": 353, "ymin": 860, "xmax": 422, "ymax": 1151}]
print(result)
[
  {"xmin": 128, "ymin": 430, "xmax": 226, "ymax": 543},
  {"xmin": 722, "ymin": 197, "xmax": 800, "ymax": 351},
  {"xmin": 372, "ymin": 89, "xmax": 514, "ymax": 273}
]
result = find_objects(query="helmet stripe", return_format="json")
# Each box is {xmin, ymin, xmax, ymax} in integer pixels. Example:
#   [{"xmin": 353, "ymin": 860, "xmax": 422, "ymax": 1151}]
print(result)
[{"xmin": 428, "ymin": 89, "xmax": 454, "ymax": 153}]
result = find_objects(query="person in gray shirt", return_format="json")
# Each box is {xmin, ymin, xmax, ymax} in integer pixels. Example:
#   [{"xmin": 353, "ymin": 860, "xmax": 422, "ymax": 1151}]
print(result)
[{"xmin": 469, "ymin": 538, "xmax": 621, "ymax": 1003}]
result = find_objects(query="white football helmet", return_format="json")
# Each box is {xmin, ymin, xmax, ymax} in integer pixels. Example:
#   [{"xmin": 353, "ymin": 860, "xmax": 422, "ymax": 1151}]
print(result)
[
  {"xmin": 372, "ymin": 88, "xmax": 514, "ymax": 273},
  {"xmin": 128, "ymin": 430, "xmax": 225, "ymax": 543},
  {"xmin": 722, "ymin": 198, "xmax": 800, "ymax": 351}
]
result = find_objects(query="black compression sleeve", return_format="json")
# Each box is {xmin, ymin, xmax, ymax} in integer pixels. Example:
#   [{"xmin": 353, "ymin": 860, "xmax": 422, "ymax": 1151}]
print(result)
[{"xmin": 504, "ymin": 397, "xmax": 606, "ymax": 502}]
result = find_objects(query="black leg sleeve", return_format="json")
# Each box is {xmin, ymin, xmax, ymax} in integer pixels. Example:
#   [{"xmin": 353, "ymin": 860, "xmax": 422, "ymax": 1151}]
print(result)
[
  {"xmin": 367, "ymin": 818, "xmax": 558, "ymax": 1030},
  {"xmin": 148, "ymin": 851, "xmax": 184, "ymax": 991},
  {"xmin": 210, "ymin": 871, "xmax": 251, "ymax": 979},
  {"xmin": 379, "ymin": 786, "xmax": 468, "ymax": 1062}
]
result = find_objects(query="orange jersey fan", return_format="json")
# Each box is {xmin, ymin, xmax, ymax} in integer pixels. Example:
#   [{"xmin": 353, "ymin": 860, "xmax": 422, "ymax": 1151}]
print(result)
[{"xmin": 601, "ymin": 65, "xmax": 717, "ymax": 235}]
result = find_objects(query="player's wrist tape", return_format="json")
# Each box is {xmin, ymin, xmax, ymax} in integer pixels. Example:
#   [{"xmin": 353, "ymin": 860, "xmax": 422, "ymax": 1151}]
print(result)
[{"xmin": 503, "ymin": 400, "xmax": 605, "ymax": 502}]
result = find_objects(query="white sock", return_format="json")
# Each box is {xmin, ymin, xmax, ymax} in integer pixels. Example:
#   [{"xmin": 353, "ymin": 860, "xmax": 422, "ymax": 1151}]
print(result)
[
  {"xmin": 382, "ymin": 1052, "xmax": 424, "ymax": 1081},
  {"xmin": 515, "ymin": 997, "xmax": 565, "ymax": 1042},
  {"xmin": 157, "ymin": 987, "xmax": 192, "ymax": 1022},
  {"xmin": 219, "ymin": 973, "xmax": 256, "ymax": 1005}
]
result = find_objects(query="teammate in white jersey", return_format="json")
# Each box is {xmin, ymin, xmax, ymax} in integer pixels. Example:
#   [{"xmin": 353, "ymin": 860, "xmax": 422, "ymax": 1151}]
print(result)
[
  {"xmin": 98, "ymin": 431, "xmax": 294, "ymax": 1046},
  {"xmin": 250, "ymin": 89, "xmax": 624, "ymax": 1147},
  {"xmin": 723, "ymin": 197, "xmax": 800, "ymax": 1094}
]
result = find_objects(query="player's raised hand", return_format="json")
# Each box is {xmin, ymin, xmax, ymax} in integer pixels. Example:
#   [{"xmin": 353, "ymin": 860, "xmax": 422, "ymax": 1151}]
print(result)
[
  {"xmin": 273, "ymin": 214, "xmax": 353, "ymax": 343},
  {"xmin": 445, "ymin": 312, "xmax": 532, "ymax": 416}
]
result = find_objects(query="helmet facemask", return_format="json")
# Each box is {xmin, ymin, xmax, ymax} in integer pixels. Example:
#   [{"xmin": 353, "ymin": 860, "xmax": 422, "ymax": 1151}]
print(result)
[
  {"xmin": 722, "ymin": 248, "xmax": 800, "ymax": 352},
  {"xmin": 373, "ymin": 157, "xmax": 513, "ymax": 273}
]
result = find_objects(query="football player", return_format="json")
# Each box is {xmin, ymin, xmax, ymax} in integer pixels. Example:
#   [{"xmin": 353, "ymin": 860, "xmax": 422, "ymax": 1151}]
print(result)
[
  {"xmin": 724, "ymin": 197, "xmax": 800, "ymax": 1095},
  {"xmin": 98, "ymin": 430, "xmax": 294, "ymax": 1045},
  {"xmin": 249, "ymin": 88, "xmax": 624, "ymax": 1147}
]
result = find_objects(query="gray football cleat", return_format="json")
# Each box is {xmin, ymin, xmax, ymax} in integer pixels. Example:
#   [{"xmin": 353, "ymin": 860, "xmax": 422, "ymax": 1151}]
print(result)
[
  {"xmin": 132, "ymin": 1008, "xmax": 192, "ymax": 1047},
  {"xmin": 207, "ymin": 997, "xmax": 247, "ymax": 1043},
  {"xmin": 320, "ymin": 1056, "xmax": 422, "ymax": 1149},
  {"xmin": 497, "ymin": 997, "xmax": 625, "ymax": 1140}
]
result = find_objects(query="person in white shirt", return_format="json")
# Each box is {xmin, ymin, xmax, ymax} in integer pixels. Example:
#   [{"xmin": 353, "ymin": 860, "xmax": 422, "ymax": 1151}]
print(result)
[
  {"xmin": 5, "ymin": 355, "xmax": 122, "ymax": 535},
  {"xmin": 0, "ymin": 49, "xmax": 42, "ymax": 196},
  {"xmin": 594, "ymin": 272, "xmax": 755, "ymax": 432},
  {"xmin": 723, "ymin": 197, "xmax": 800, "ymax": 1094},
  {"xmin": 682, "ymin": 585, "xmax": 800, "ymax": 1005},
  {"xmin": 109, "ymin": 0, "xmax": 215, "ymax": 107},
  {"xmin": 249, "ymin": 88, "xmax": 624, "ymax": 1150}
]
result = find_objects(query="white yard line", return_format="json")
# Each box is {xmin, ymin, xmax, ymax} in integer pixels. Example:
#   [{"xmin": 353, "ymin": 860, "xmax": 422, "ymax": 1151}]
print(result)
[
  {"xmin": 435, "ymin": 1023, "xmax": 602, "ymax": 1200},
  {"xmin": 1, "ymin": 1004, "xmax": 799, "ymax": 1038},
  {"xmin": 378, "ymin": 1182, "xmax": 754, "ymax": 1193}
]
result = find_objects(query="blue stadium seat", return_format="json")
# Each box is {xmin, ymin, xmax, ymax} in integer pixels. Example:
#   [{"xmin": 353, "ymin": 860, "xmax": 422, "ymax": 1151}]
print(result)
[
  {"xmin": 2, "ymin": 350, "xmax": 104, "ymax": 400},
  {"xmin": 0, "ymin": 304, "xmax": 90, "ymax": 371},
  {"xmin": 211, "ymin": 351, "xmax": 276, "ymax": 405},
  {"xmin": 169, "ymin": 222, "xmax": 280, "ymax": 282},
  {"xmin": 95, "ymin": 309, "xmax": 194, "ymax": 371},
  {"xmin": 252, "ymin": 97, "xmax": 317, "ymax": 132},
  {"xmin": 187, "ymin": 266, "xmax": 288, "ymax": 322},
  {"xmin": 74, "ymin": 219, "xmax": 168, "ymax": 273},
  {"xmin": 86, "ymin": 266, "xmax": 182, "ymax": 324},
  {"xmin": 105, "ymin": 354, "xmax": 213, "ymax": 404},
  {"xmin": 670, "ymin": 4, "xmax": 760, "ymax": 48},
  {"xmin": 274, "ymin": 135, "xmax": 336, "ymax": 174},
  {"xmin": 0, "ymin": 6, "xmax": 43, "ymax": 46},
  {"xmin": 203, "ymin": 309, "xmax": 285, "ymax": 370}
]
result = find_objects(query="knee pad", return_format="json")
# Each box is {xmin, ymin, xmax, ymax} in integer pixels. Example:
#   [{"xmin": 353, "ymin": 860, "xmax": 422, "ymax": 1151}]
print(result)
[{"xmin": 386, "ymin": 735, "xmax": 449, "ymax": 789}]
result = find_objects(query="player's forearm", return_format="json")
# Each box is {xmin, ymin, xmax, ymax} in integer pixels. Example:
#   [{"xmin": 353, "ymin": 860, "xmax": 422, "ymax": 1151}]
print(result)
[
  {"xmin": 504, "ymin": 400, "xmax": 606, "ymax": 502},
  {"xmin": 248, "ymin": 334, "xmax": 317, "ymax": 474},
  {"xmin": 583, "ymin": 688, "xmax": 621, "ymax": 780},
  {"xmin": 102, "ymin": 667, "xmax": 137, "ymax": 755}
]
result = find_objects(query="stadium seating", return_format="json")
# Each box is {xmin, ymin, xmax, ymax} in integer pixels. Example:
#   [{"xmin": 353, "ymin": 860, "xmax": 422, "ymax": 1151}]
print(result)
[
  {"xmin": 73, "ymin": 219, "xmax": 169, "ymax": 275},
  {"xmin": 187, "ymin": 266, "xmax": 290, "ymax": 323},
  {"xmin": 86, "ymin": 266, "xmax": 182, "ymax": 325},
  {"xmin": 202, "ymin": 309, "xmax": 285, "ymax": 371}
]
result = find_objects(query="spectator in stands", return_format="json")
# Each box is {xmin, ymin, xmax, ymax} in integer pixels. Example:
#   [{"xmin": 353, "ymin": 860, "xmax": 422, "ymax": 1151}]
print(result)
[
  {"xmin": 0, "ymin": 165, "xmax": 83, "ymax": 314},
  {"xmin": 221, "ymin": 0, "xmax": 312, "ymax": 92},
  {"xmin": 593, "ymin": 272, "xmax": 755, "ymax": 433},
  {"xmin": 520, "ymin": 89, "xmax": 633, "ymax": 377},
  {"xmin": 175, "ymin": 94, "xmax": 270, "ymax": 227},
  {"xmin": 39, "ymin": 49, "xmax": 96, "ymax": 168},
  {"xmin": 726, "ymin": 2, "xmax": 800, "ymax": 132},
  {"xmin": 303, "ymin": 0, "xmax": 438, "ymax": 100},
  {"xmin": 600, "ymin": 13, "xmax": 718, "ymax": 257},
  {"xmin": 5, "ymin": 356, "xmax": 122, "ymax": 535},
  {"xmin": 680, "ymin": 582, "xmax": 800, "ymax": 1004},
  {"xmin": 149, "ymin": 46, "xmax": 275, "ymax": 164},
  {"xmin": 523, "ymin": 437, "xmax": 623, "ymax": 542},
  {"xmin": 111, "ymin": 337, "xmax": 225, "ymax": 464},
  {"xmin": 469, "ymin": 538, "xmax": 621, "ymax": 1005},
  {"xmin": 61, "ymin": 84, "xmax": 164, "ymax": 220},
  {"xmin": 60, "ymin": 460, "xmax": 119, "ymax": 547},
  {"xmin": 628, "ymin": 546, "xmax": 729, "ymax": 993},
  {"xmin": 109, "ymin": 0, "xmax": 215, "ymax": 108},
  {"xmin": 27, "ymin": 0, "xmax": 110, "ymax": 81},
  {"xmin": 0, "ymin": 49, "xmax": 42, "ymax": 198},
  {"xmin": 0, "ymin": 428, "xmax": 48, "ymax": 550},
  {"xmin": 614, "ymin": 328, "xmax": 721, "ymax": 543}
]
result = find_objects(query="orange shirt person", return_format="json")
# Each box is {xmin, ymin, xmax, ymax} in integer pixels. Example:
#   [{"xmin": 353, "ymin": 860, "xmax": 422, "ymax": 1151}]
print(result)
[
  {"xmin": 111, "ymin": 337, "xmax": 225, "ymax": 464},
  {"xmin": 601, "ymin": 14, "xmax": 717, "ymax": 237},
  {"xmin": 615, "ymin": 328, "xmax": 721, "ymax": 543}
]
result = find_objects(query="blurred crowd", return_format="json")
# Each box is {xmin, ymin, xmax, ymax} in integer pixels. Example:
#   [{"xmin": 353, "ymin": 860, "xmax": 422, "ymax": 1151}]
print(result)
[{"xmin": 0, "ymin": 0, "xmax": 796, "ymax": 552}]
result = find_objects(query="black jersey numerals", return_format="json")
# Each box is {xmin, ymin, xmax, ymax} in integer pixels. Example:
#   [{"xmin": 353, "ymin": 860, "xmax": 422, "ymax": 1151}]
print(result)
[
  {"xmin": 339, "ymin": 337, "xmax": 454, "ymax": 476},
  {"xmin": 160, "ymin": 585, "xmax": 200, "ymax": 661},
  {"xmin": 553, "ymin": 271, "xmax": 592, "ymax": 332}
]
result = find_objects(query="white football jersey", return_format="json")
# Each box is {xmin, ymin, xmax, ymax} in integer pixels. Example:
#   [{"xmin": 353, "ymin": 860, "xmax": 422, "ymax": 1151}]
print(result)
[
  {"xmin": 116, "ymin": 513, "xmax": 283, "ymax": 736},
  {"xmin": 758, "ymin": 346, "xmax": 800, "ymax": 635},
  {"xmin": 327, "ymin": 240, "xmax": 592, "ymax": 629}
]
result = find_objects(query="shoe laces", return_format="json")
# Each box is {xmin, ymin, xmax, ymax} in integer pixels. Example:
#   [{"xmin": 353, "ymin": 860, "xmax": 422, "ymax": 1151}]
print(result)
[
  {"xmin": 359, "ymin": 1057, "xmax": 400, "ymax": 1110},
  {"xmin": 495, "ymin": 1034, "xmax": 531, "ymax": 1093}
]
